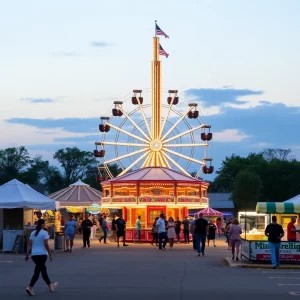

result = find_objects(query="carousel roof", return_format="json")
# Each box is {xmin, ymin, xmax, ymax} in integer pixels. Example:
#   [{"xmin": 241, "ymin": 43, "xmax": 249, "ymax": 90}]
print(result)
[
  {"xmin": 102, "ymin": 167, "xmax": 207, "ymax": 184},
  {"xmin": 48, "ymin": 179, "xmax": 102, "ymax": 207}
]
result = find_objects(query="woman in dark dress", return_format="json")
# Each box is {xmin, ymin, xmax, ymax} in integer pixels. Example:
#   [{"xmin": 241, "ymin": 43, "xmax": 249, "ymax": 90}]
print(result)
[
  {"xmin": 151, "ymin": 217, "xmax": 159, "ymax": 246},
  {"xmin": 207, "ymin": 220, "xmax": 217, "ymax": 247}
]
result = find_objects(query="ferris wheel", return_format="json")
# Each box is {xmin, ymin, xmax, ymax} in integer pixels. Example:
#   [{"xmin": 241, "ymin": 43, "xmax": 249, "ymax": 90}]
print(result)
[{"xmin": 94, "ymin": 26, "xmax": 214, "ymax": 180}]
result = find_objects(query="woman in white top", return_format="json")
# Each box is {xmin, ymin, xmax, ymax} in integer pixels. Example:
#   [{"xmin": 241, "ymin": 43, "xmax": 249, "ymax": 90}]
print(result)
[{"xmin": 25, "ymin": 219, "xmax": 58, "ymax": 296}]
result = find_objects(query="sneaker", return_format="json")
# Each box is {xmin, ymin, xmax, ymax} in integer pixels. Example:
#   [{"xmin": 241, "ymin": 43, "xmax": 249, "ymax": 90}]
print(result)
[
  {"xmin": 98, "ymin": 239, "xmax": 101, "ymax": 243},
  {"xmin": 197, "ymin": 253, "xmax": 201, "ymax": 257},
  {"xmin": 26, "ymin": 288, "xmax": 35, "ymax": 296},
  {"xmin": 236, "ymin": 257, "xmax": 239, "ymax": 261},
  {"xmin": 49, "ymin": 282, "xmax": 58, "ymax": 292},
  {"xmin": 123, "ymin": 244, "xmax": 129, "ymax": 247},
  {"xmin": 202, "ymin": 252, "xmax": 205, "ymax": 256},
  {"xmin": 88, "ymin": 245, "xmax": 90, "ymax": 248}
]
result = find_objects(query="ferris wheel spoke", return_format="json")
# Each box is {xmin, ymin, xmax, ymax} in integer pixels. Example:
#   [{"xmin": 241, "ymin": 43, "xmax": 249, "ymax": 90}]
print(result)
[
  {"xmin": 135, "ymin": 97, "xmax": 152, "ymax": 139},
  {"xmin": 142, "ymin": 152, "xmax": 153, "ymax": 168},
  {"xmin": 118, "ymin": 151, "xmax": 150, "ymax": 177},
  {"xmin": 164, "ymin": 143, "xmax": 208, "ymax": 148},
  {"xmin": 159, "ymin": 96, "xmax": 176, "ymax": 139},
  {"xmin": 161, "ymin": 151, "xmax": 192, "ymax": 177},
  {"xmin": 163, "ymin": 124, "xmax": 206, "ymax": 144},
  {"xmin": 106, "ymin": 122, "xmax": 150, "ymax": 143},
  {"xmin": 157, "ymin": 152, "xmax": 168, "ymax": 168},
  {"xmin": 163, "ymin": 148, "xmax": 206, "ymax": 165},
  {"xmin": 161, "ymin": 106, "xmax": 194, "ymax": 141},
  {"xmin": 116, "ymin": 105, "xmax": 151, "ymax": 141},
  {"xmin": 99, "ymin": 142, "xmax": 147, "ymax": 147},
  {"xmin": 104, "ymin": 148, "xmax": 149, "ymax": 165}
]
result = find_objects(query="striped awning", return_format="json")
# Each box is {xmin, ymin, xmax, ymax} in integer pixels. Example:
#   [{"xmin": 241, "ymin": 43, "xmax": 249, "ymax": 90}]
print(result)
[{"xmin": 256, "ymin": 202, "xmax": 300, "ymax": 214}]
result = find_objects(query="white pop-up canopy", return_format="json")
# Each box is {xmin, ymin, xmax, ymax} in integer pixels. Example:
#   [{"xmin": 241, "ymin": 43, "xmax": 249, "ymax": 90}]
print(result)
[{"xmin": 0, "ymin": 179, "xmax": 58, "ymax": 210}]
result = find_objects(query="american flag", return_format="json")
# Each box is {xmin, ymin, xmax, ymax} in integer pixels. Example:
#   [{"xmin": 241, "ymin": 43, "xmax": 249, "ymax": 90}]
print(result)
[
  {"xmin": 159, "ymin": 44, "xmax": 169, "ymax": 58},
  {"xmin": 155, "ymin": 23, "xmax": 169, "ymax": 38}
]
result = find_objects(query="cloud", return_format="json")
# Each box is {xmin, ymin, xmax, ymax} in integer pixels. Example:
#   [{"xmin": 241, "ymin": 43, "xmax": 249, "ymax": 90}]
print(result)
[
  {"xmin": 54, "ymin": 135, "xmax": 100, "ymax": 142},
  {"xmin": 251, "ymin": 142, "xmax": 272, "ymax": 148},
  {"xmin": 90, "ymin": 41, "xmax": 111, "ymax": 47},
  {"xmin": 21, "ymin": 98, "xmax": 55, "ymax": 103},
  {"xmin": 185, "ymin": 87, "xmax": 263, "ymax": 106},
  {"xmin": 53, "ymin": 51, "xmax": 77, "ymax": 57},
  {"xmin": 213, "ymin": 129, "xmax": 248, "ymax": 142}
]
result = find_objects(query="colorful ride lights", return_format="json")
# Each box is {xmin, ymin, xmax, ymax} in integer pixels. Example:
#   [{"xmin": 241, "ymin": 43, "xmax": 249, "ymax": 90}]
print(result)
[
  {"xmin": 132, "ymin": 90, "xmax": 143, "ymax": 105},
  {"xmin": 99, "ymin": 117, "xmax": 110, "ymax": 132},
  {"xmin": 187, "ymin": 103, "xmax": 199, "ymax": 119},
  {"xmin": 202, "ymin": 158, "xmax": 214, "ymax": 174},
  {"xmin": 201, "ymin": 125, "xmax": 213, "ymax": 141},
  {"xmin": 167, "ymin": 90, "xmax": 179, "ymax": 105},
  {"xmin": 112, "ymin": 101, "xmax": 123, "ymax": 117}
]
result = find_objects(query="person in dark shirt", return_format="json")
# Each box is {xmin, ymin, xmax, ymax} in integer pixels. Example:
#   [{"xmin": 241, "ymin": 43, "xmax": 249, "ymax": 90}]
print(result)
[
  {"xmin": 175, "ymin": 217, "xmax": 182, "ymax": 243},
  {"xmin": 182, "ymin": 217, "xmax": 191, "ymax": 243},
  {"xmin": 110, "ymin": 215, "xmax": 117, "ymax": 242},
  {"xmin": 81, "ymin": 216, "xmax": 93, "ymax": 248},
  {"xmin": 194, "ymin": 213, "xmax": 208, "ymax": 256},
  {"xmin": 115, "ymin": 215, "xmax": 128, "ymax": 247},
  {"xmin": 265, "ymin": 215, "xmax": 284, "ymax": 269}
]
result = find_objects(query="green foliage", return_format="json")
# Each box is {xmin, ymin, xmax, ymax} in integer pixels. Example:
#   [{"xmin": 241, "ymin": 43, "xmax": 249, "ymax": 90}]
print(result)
[
  {"xmin": 232, "ymin": 170, "xmax": 262, "ymax": 210},
  {"xmin": 53, "ymin": 147, "xmax": 97, "ymax": 186},
  {"xmin": 212, "ymin": 148, "xmax": 300, "ymax": 209}
]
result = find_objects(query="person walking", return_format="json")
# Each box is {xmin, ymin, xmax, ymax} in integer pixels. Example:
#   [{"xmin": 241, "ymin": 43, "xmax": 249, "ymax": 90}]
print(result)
[
  {"xmin": 167, "ymin": 217, "xmax": 176, "ymax": 248},
  {"xmin": 265, "ymin": 216, "xmax": 284, "ymax": 269},
  {"xmin": 207, "ymin": 220, "xmax": 217, "ymax": 247},
  {"xmin": 216, "ymin": 218, "xmax": 222, "ymax": 237},
  {"xmin": 25, "ymin": 219, "xmax": 58, "ymax": 296},
  {"xmin": 109, "ymin": 215, "xmax": 117, "ymax": 242},
  {"xmin": 81, "ymin": 215, "xmax": 93, "ymax": 248},
  {"xmin": 90, "ymin": 217, "xmax": 97, "ymax": 240},
  {"xmin": 229, "ymin": 218, "xmax": 242, "ymax": 261},
  {"xmin": 175, "ymin": 217, "xmax": 182, "ymax": 243},
  {"xmin": 182, "ymin": 217, "xmax": 190, "ymax": 244},
  {"xmin": 99, "ymin": 215, "xmax": 108, "ymax": 244},
  {"xmin": 134, "ymin": 216, "xmax": 142, "ymax": 243},
  {"xmin": 190, "ymin": 217, "xmax": 197, "ymax": 250},
  {"xmin": 194, "ymin": 213, "xmax": 208, "ymax": 256},
  {"xmin": 115, "ymin": 214, "xmax": 129, "ymax": 247},
  {"xmin": 157, "ymin": 213, "xmax": 168, "ymax": 250},
  {"xmin": 64, "ymin": 215, "xmax": 77, "ymax": 252},
  {"xmin": 287, "ymin": 217, "xmax": 300, "ymax": 242},
  {"xmin": 151, "ymin": 217, "xmax": 159, "ymax": 246}
]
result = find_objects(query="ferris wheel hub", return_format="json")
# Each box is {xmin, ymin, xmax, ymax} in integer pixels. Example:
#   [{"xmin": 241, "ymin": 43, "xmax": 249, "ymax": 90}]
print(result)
[{"xmin": 150, "ymin": 139, "xmax": 163, "ymax": 152}]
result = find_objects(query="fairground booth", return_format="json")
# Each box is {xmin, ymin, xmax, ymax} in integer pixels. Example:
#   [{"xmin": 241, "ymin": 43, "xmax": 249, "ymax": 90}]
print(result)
[
  {"xmin": 101, "ymin": 166, "xmax": 209, "ymax": 242},
  {"xmin": 48, "ymin": 179, "xmax": 102, "ymax": 230},
  {"xmin": 0, "ymin": 179, "xmax": 58, "ymax": 253},
  {"xmin": 241, "ymin": 201, "xmax": 300, "ymax": 263}
]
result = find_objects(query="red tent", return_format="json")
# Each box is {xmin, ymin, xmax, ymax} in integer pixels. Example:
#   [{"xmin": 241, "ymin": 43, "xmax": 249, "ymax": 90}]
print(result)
[{"xmin": 195, "ymin": 207, "xmax": 223, "ymax": 217}]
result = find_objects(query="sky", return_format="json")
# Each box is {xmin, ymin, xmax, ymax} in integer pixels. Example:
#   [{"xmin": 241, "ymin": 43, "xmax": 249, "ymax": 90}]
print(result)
[{"xmin": 1, "ymin": 0, "xmax": 300, "ymax": 180}]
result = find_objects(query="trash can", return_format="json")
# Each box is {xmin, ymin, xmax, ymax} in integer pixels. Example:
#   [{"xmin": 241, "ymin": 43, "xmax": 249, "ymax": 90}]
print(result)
[{"xmin": 55, "ymin": 232, "xmax": 64, "ymax": 250}]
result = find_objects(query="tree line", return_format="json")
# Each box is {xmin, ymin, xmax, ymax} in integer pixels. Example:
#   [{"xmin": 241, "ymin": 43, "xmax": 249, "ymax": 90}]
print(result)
[
  {"xmin": 0, "ymin": 146, "xmax": 121, "ymax": 193},
  {"xmin": 208, "ymin": 149, "xmax": 300, "ymax": 210}
]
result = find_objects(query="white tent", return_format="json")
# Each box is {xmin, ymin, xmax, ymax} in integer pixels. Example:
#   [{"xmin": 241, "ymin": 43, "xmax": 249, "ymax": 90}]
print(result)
[
  {"xmin": 0, "ymin": 179, "xmax": 58, "ymax": 210},
  {"xmin": 284, "ymin": 194, "xmax": 300, "ymax": 204}
]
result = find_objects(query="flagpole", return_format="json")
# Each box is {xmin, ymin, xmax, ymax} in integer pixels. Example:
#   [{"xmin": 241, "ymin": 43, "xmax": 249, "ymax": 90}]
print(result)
[{"xmin": 155, "ymin": 20, "xmax": 157, "ymax": 37}]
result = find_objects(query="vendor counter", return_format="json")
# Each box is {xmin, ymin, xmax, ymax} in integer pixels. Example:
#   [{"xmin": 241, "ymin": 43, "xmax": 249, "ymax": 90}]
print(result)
[{"xmin": 241, "ymin": 239, "xmax": 300, "ymax": 262}]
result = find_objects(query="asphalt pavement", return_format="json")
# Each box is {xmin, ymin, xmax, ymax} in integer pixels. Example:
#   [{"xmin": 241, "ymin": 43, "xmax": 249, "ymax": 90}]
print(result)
[{"xmin": 1, "ymin": 237, "xmax": 300, "ymax": 299}]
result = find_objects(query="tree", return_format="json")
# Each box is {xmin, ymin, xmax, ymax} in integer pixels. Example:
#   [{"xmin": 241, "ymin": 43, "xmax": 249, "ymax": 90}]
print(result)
[
  {"xmin": 43, "ymin": 166, "xmax": 65, "ymax": 194},
  {"xmin": 53, "ymin": 147, "xmax": 97, "ymax": 186},
  {"xmin": 0, "ymin": 146, "xmax": 31, "ymax": 184},
  {"xmin": 263, "ymin": 148, "xmax": 292, "ymax": 162},
  {"xmin": 232, "ymin": 170, "xmax": 262, "ymax": 210}
]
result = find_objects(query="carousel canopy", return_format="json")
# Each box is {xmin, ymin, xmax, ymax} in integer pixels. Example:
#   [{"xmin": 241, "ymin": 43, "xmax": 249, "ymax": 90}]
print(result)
[
  {"xmin": 256, "ymin": 202, "xmax": 300, "ymax": 214},
  {"xmin": 102, "ymin": 167, "xmax": 206, "ymax": 184},
  {"xmin": 0, "ymin": 179, "xmax": 57, "ymax": 210},
  {"xmin": 48, "ymin": 179, "xmax": 102, "ymax": 207},
  {"xmin": 195, "ymin": 207, "xmax": 223, "ymax": 217},
  {"xmin": 284, "ymin": 194, "xmax": 300, "ymax": 204}
]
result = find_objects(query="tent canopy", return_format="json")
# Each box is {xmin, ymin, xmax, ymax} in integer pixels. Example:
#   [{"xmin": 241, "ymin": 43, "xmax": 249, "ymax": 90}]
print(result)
[
  {"xmin": 0, "ymin": 179, "xmax": 57, "ymax": 210},
  {"xmin": 256, "ymin": 202, "xmax": 300, "ymax": 214},
  {"xmin": 284, "ymin": 194, "xmax": 300, "ymax": 204},
  {"xmin": 195, "ymin": 207, "xmax": 223, "ymax": 217}
]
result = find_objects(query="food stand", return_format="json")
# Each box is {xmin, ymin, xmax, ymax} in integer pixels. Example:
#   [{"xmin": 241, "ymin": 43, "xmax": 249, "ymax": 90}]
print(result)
[
  {"xmin": 241, "ymin": 202, "xmax": 300, "ymax": 262},
  {"xmin": 0, "ymin": 179, "xmax": 58, "ymax": 253}
]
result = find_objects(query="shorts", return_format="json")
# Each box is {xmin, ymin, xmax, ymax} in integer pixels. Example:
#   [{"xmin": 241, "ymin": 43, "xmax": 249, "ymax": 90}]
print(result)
[
  {"xmin": 65, "ymin": 233, "xmax": 75, "ymax": 240},
  {"xmin": 117, "ymin": 231, "xmax": 125, "ymax": 238}
]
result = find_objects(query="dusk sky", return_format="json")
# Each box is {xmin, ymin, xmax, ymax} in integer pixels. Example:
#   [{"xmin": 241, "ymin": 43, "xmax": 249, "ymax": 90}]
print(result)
[{"xmin": 1, "ymin": 0, "xmax": 299, "ymax": 179}]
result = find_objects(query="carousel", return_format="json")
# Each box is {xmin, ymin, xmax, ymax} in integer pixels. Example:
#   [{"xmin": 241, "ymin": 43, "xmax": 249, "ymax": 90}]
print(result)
[{"xmin": 94, "ymin": 22, "xmax": 214, "ymax": 242}]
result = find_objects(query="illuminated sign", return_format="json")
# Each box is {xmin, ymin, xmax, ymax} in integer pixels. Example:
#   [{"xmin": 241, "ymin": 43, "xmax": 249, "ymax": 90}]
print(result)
[{"xmin": 86, "ymin": 204, "xmax": 102, "ymax": 214}]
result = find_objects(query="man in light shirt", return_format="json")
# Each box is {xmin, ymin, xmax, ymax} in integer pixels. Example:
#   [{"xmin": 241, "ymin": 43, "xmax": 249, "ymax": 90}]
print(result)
[
  {"xmin": 134, "ymin": 216, "xmax": 142, "ymax": 244},
  {"xmin": 156, "ymin": 213, "xmax": 168, "ymax": 250}
]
